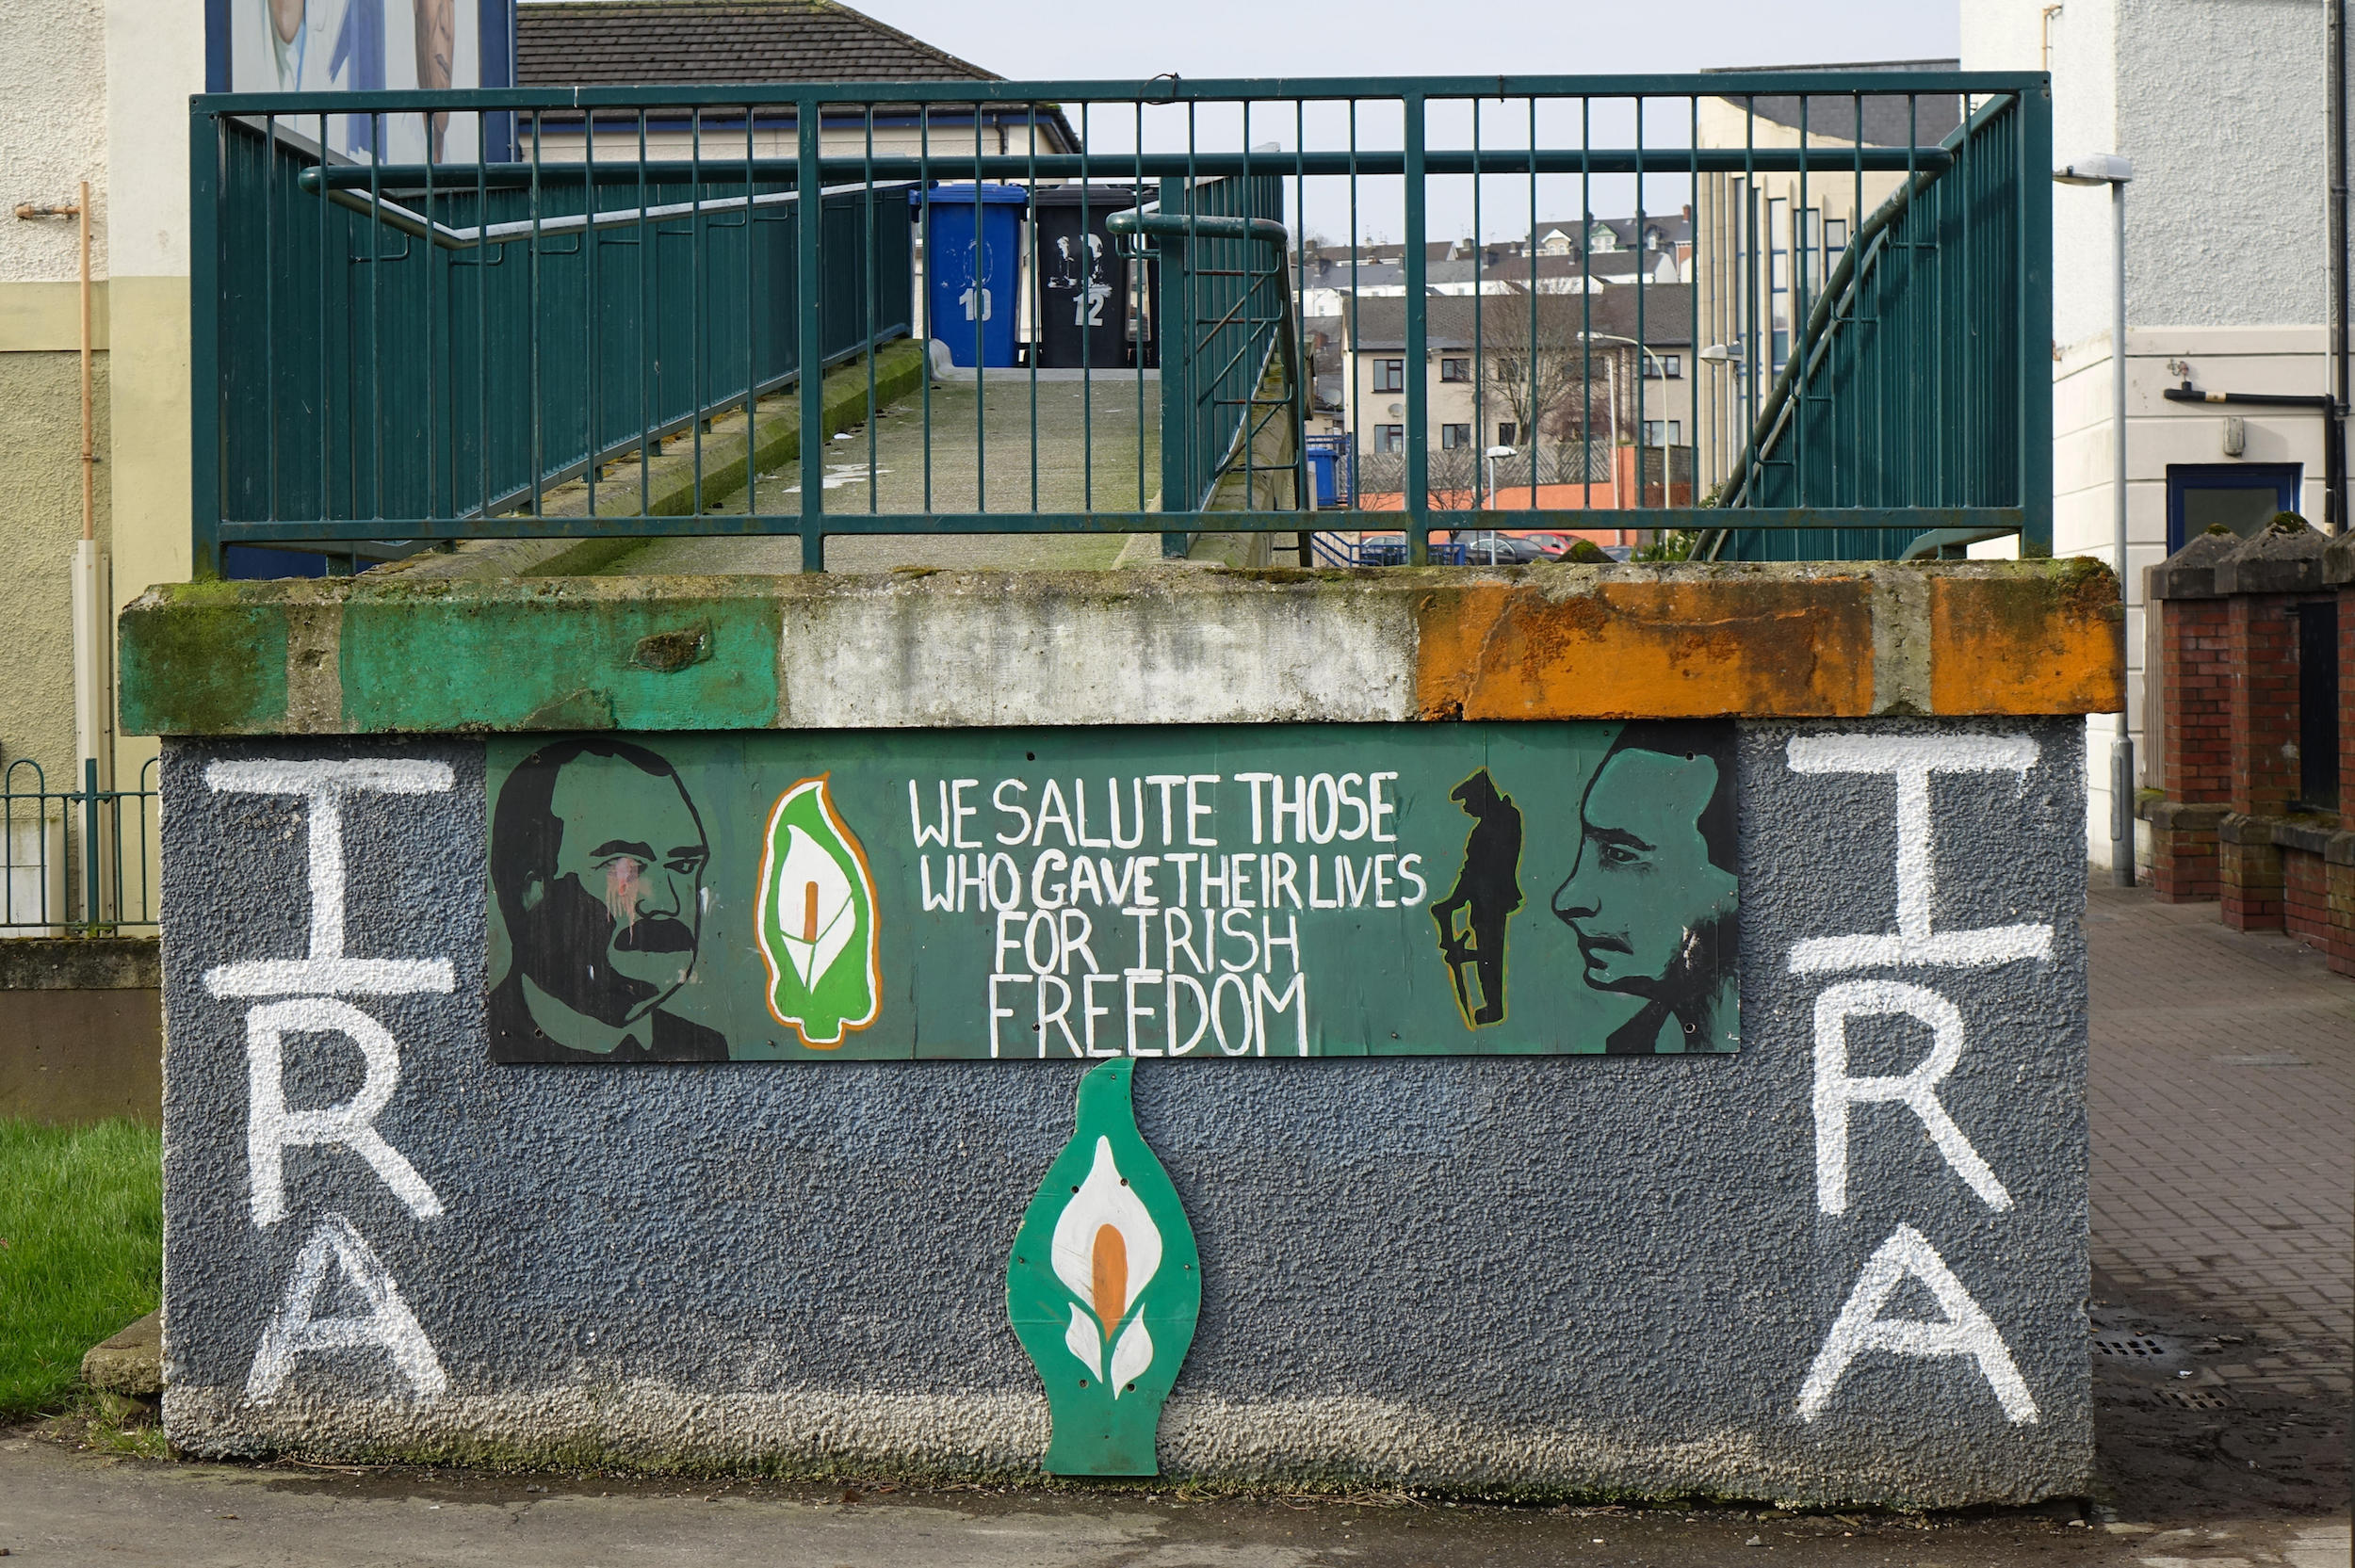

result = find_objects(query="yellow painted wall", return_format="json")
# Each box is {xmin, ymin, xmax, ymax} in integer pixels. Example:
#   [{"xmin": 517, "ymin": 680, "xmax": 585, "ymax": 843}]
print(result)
[{"xmin": 0, "ymin": 344, "xmax": 109, "ymax": 792}]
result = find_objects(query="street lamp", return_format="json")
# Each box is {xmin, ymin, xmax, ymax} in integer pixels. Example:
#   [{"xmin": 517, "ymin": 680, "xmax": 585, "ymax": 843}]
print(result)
[
  {"xmin": 1698, "ymin": 341, "xmax": 1745, "ymax": 488},
  {"xmin": 1484, "ymin": 443, "xmax": 1515, "ymax": 512},
  {"xmin": 2055, "ymin": 153, "xmax": 2136, "ymax": 888},
  {"xmin": 1578, "ymin": 330, "xmax": 1676, "ymax": 531}
]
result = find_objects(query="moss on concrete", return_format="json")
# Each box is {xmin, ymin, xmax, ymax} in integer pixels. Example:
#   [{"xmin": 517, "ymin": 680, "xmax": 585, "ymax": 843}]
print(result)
[
  {"xmin": 337, "ymin": 578, "xmax": 785, "ymax": 733},
  {"xmin": 118, "ymin": 559, "xmax": 2129, "ymax": 736},
  {"xmin": 113, "ymin": 580, "xmax": 288, "ymax": 737},
  {"xmin": 535, "ymin": 340, "xmax": 926, "ymax": 525}
]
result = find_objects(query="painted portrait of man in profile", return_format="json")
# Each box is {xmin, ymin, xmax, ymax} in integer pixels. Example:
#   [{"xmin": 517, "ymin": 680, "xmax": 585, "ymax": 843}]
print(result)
[
  {"xmin": 488, "ymin": 738, "xmax": 728, "ymax": 1062},
  {"xmin": 1551, "ymin": 721, "xmax": 1740, "ymax": 1053}
]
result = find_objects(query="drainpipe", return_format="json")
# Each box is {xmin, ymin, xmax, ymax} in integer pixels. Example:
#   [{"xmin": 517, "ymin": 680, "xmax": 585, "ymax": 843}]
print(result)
[
  {"xmin": 71, "ymin": 181, "xmax": 107, "ymax": 801},
  {"xmin": 2163, "ymin": 379, "xmax": 2341, "ymax": 520},
  {"xmin": 2330, "ymin": 0, "xmax": 2348, "ymax": 532}
]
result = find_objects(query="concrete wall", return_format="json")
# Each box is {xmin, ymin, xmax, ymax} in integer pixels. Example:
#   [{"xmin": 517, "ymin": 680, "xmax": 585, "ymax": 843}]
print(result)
[
  {"xmin": 122, "ymin": 562, "xmax": 2124, "ymax": 1505},
  {"xmin": 0, "ymin": 0, "xmax": 107, "ymax": 285},
  {"xmin": 0, "ymin": 0, "xmax": 194, "ymax": 875},
  {"xmin": 0, "ymin": 352, "xmax": 110, "ymax": 791},
  {"xmin": 1963, "ymin": 0, "xmax": 2352, "ymax": 874},
  {"xmin": 102, "ymin": 0, "xmax": 203, "ymax": 814},
  {"xmin": 0, "ymin": 937, "xmax": 160, "ymax": 1125},
  {"xmin": 154, "ymin": 719, "xmax": 2091, "ymax": 1505},
  {"xmin": 0, "ymin": 0, "xmax": 109, "ymax": 793}
]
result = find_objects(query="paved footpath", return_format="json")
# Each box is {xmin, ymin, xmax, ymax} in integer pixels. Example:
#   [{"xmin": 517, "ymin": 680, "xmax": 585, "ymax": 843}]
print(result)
[{"xmin": 0, "ymin": 884, "xmax": 2346, "ymax": 1566}]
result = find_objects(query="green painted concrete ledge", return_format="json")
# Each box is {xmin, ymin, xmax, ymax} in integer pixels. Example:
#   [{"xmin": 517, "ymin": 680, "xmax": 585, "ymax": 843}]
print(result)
[{"xmin": 117, "ymin": 558, "xmax": 2125, "ymax": 737}]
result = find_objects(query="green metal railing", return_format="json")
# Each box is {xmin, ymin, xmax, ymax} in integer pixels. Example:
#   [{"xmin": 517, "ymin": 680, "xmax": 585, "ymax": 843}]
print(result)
[
  {"xmin": 2, "ymin": 758, "xmax": 161, "ymax": 934},
  {"xmin": 190, "ymin": 73, "xmax": 2049, "ymax": 573},
  {"xmin": 1698, "ymin": 89, "xmax": 2045, "ymax": 561},
  {"xmin": 1113, "ymin": 175, "xmax": 1308, "ymax": 557},
  {"xmin": 202, "ymin": 108, "xmax": 911, "ymax": 568}
]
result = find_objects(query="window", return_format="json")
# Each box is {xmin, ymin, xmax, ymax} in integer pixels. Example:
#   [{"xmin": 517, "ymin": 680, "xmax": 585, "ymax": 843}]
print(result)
[
  {"xmin": 1825, "ymin": 218, "xmax": 1849, "ymax": 252},
  {"xmin": 1441, "ymin": 424, "xmax": 1472, "ymax": 449},
  {"xmin": 1497, "ymin": 422, "xmax": 1519, "ymax": 446},
  {"xmin": 1373, "ymin": 359, "xmax": 1405, "ymax": 393},
  {"xmin": 1643, "ymin": 354, "xmax": 1683, "ymax": 379},
  {"xmin": 2165, "ymin": 463, "xmax": 2302, "ymax": 552},
  {"xmin": 1640, "ymin": 421, "xmax": 1682, "ymax": 445},
  {"xmin": 1375, "ymin": 424, "xmax": 1406, "ymax": 453},
  {"xmin": 1440, "ymin": 357, "xmax": 1471, "ymax": 382}
]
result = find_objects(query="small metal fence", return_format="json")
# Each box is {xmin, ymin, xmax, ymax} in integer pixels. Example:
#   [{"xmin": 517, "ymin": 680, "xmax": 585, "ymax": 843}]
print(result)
[
  {"xmin": 190, "ymin": 72, "xmax": 2049, "ymax": 572},
  {"xmin": 2, "ymin": 758, "xmax": 161, "ymax": 935}
]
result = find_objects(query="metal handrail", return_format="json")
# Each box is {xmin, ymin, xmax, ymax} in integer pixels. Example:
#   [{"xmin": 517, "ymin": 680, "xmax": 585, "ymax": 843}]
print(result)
[
  {"xmin": 1108, "ymin": 207, "xmax": 1307, "ymax": 520},
  {"xmin": 1697, "ymin": 88, "xmax": 2036, "ymax": 561},
  {"xmin": 1717, "ymin": 92, "xmax": 2015, "ymax": 513},
  {"xmin": 298, "ymin": 170, "xmax": 899, "ymax": 251}
]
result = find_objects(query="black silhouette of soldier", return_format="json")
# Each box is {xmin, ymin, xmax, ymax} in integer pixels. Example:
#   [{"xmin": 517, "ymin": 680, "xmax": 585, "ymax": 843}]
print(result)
[{"xmin": 1431, "ymin": 769, "xmax": 1522, "ymax": 1026}]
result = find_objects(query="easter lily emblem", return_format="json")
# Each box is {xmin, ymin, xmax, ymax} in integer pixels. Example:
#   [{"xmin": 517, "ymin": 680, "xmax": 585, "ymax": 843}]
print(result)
[
  {"xmin": 755, "ymin": 777, "xmax": 880, "ymax": 1048},
  {"xmin": 1007, "ymin": 1059, "xmax": 1199, "ymax": 1476},
  {"xmin": 1054, "ymin": 1138, "xmax": 1161, "ymax": 1397}
]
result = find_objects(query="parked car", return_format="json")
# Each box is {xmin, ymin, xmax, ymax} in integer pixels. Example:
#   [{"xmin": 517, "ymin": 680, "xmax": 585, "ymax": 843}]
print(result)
[{"xmin": 1455, "ymin": 530, "xmax": 1549, "ymax": 565}]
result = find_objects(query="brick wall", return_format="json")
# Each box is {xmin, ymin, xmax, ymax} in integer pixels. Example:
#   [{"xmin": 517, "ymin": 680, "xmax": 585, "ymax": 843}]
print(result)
[
  {"xmin": 2225, "ymin": 593, "xmax": 2300, "ymax": 819},
  {"xmin": 2161, "ymin": 597, "xmax": 2234, "ymax": 803},
  {"xmin": 2327, "ymin": 849, "xmax": 2355, "ymax": 976},
  {"xmin": 2148, "ymin": 594, "xmax": 2232, "ymax": 900},
  {"xmin": 2283, "ymin": 843, "xmax": 2331, "ymax": 946},
  {"xmin": 2148, "ymin": 520, "xmax": 2351, "ymax": 962}
]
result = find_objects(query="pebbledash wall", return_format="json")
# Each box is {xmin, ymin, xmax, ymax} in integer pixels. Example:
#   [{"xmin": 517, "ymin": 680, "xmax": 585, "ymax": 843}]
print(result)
[{"xmin": 121, "ymin": 559, "xmax": 2123, "ymax": 1507}]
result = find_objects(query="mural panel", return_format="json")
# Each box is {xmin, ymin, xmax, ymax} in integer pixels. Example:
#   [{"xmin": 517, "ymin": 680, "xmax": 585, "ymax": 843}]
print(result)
[{"xmin": 483, "ymin": 721, "xmax": 1742, "ymax": 1062}]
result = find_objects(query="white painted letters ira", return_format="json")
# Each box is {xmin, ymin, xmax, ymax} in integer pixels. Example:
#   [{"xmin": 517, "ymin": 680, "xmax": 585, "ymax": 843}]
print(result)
[
  {"xmin": 246, "ymin": 997, "xmax": 445, "ymax": 1226},
  {"xmin": 1783, "ymin": 736, "xmax": 2053, "ymax": 974},
  {"xmin": 246, "ymin": 1213, "xmax": 448, "ymax": 1401},
  {"xmin": 202, "ymin": 759, "xmax": 456, "ymax": 999},
  {"xmin": 1812, "ymin": 979, "xmax": 2011, "ymax": 1215},
  {"xmin": 1797, "ymin": 1223, "xmax": 2038, "ymax": 1425}
]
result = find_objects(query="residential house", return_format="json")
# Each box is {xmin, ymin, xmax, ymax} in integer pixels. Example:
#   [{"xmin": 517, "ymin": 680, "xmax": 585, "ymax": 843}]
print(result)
[
  {"xmin": 1339, "ymin": 285, "xmax": 1695, "ymax": 509},
  {"xmin": 1966, "ymin": 3, "xmax": 2351, "ymax": 878},
  {"xmin": 514, "ymin": 0, "xmax": 1080, "ymax": 161},
  {"xmin": 1294, "ymin": 229, "xmax": 1675, "ymax": 318},
  {"xmin": 1689, "ymin": 60, "xmax": 1964, "ymax": 493}
]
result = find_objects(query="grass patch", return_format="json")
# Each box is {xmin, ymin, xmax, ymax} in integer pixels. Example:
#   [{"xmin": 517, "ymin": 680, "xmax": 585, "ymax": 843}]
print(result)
[{"xmin": 0, "ymin": 1118, "xmax": 162, "ymax": 1418}]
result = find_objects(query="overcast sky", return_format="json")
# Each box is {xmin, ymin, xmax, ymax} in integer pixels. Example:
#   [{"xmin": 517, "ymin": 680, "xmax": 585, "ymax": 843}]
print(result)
[
  {"xmin": 851, "ymin": 0, "xmax": 1961, "ymax": 85},
  {"xmin": 850, "ymin": 0, "xmax": 1964, "ymax": 243}
]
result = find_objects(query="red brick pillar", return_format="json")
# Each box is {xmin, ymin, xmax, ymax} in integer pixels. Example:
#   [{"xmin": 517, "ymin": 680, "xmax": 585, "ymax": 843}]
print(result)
[
  {"xmin": 2216, "ymin": 518, "xmax": 2331, "ymax": 931},
  {"xmin": 2326, "ymin": 531, "xmax": 2354, "ymax": 975},
  {"xmin": 2141, "ymin": 531, "xmax": 2238, "ymax": 900}
]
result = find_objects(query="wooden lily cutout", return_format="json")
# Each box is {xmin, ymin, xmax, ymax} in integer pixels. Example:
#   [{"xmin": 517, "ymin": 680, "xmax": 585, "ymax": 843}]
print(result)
[{"xmin": 1006, "ymin": 1059, "xmax": 1199, "ymax": 1476}]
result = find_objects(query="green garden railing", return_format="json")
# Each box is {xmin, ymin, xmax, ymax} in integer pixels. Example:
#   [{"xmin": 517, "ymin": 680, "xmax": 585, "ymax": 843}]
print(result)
[
  {"xmin": 1, "ymin": 757, "xmax": 160, "ymax": 935},
  {"xmin": 189, "ymin": 73, "xmax": 2049, "ymax": 574}
]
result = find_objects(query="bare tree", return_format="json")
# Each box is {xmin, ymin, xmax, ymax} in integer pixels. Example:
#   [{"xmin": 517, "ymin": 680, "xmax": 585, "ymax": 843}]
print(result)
[{"xmin": 1481, "ymin": 294, "xmax": 1605, "ymax": 447}]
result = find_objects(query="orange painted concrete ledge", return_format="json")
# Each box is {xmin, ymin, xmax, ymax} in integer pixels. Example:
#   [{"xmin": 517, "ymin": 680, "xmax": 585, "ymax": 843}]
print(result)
[{"xmin": 1414, "ymin": 560, "xmax": 2125, "ymax": 721}]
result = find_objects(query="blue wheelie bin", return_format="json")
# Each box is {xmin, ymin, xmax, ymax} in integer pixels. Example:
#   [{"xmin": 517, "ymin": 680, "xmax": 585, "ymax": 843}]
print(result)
[{"xmin": 918, "ymin": 184, "xmax": 1028, "ymax": 368}]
